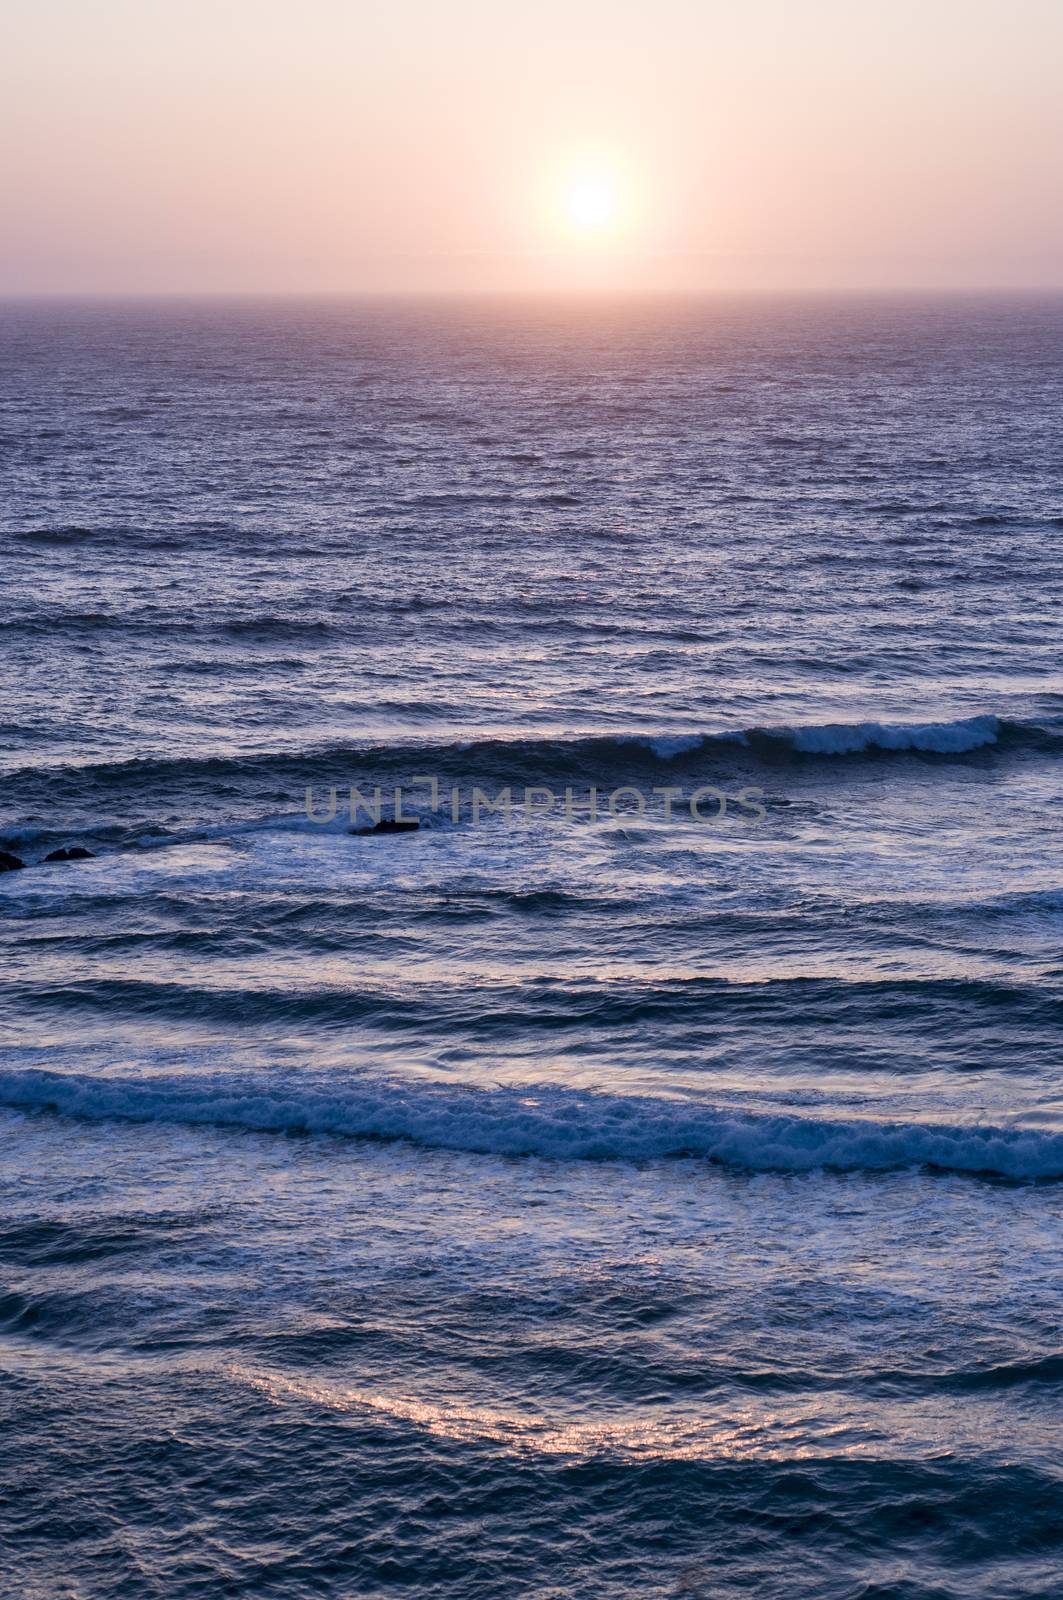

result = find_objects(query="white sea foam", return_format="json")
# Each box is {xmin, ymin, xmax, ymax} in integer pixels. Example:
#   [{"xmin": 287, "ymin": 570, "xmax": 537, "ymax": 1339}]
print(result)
[
  {"xmin": 786, "ymin": 714, "xmax": 1000, "ymax": 756},
  {"xmin": 629, "ymin": 734, "xmax": 708, "ymax": 760},
  {"xmin": 2, "ymin": 1069, "xmax": 1059, "ymax": 1180}
]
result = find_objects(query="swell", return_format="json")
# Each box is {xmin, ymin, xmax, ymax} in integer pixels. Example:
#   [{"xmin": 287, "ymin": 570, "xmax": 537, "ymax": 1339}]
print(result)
[
  {"xmin": 3, "ymin": 714, "xmax": 1057, "ymax": 803},
  {"xmin": 0, "ymin": 611, "xmax": 338, "ymax": 643},
  {"xmin": 6, "ymin": 971, "xmax": 1060, "ymax": 1033},
  {"xmin": 2, "ymin": 1069, "xmax": 1061, "ymax": 1180}
]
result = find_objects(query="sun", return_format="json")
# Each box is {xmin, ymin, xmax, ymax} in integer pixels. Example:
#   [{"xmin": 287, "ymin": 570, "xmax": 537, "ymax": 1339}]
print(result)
[
  {"xmin": 538, "ymin": 151, "xmax": 636, "ymax": 255},
  {"xmin": 565, "ymin": 177, "xmax": 617, "ymax": 231}
]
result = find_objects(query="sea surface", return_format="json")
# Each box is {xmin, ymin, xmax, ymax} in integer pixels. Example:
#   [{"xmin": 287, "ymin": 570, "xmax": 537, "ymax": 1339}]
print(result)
[{"xmin": 1, "ymin": 296, "xmax": 1062, "ymax": 1598}]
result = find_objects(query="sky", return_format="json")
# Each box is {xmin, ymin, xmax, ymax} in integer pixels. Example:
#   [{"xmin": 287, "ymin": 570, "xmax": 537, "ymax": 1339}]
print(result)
[{"xmin": 2, "ymin": 0, "xmax": 1062, "ymax": 294}]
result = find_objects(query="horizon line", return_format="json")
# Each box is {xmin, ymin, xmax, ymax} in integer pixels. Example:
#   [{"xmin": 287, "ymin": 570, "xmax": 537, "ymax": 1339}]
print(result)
[{"xmin": 3, "ymin": 284, "xmax": 1063, "ymax": 302}]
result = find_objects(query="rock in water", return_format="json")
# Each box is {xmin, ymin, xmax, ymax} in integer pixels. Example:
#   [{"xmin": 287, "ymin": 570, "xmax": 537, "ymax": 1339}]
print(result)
[
  {"xmin": 349, "ymin": 819, "xmax": 421, "ymax": 836},
  {"xmin": 43, "ymin": 846, "xmax": 96, "ymax": 862},
  {"xmin": 0, "ymin": 850, "xmax": 26, "ymax": 872}
]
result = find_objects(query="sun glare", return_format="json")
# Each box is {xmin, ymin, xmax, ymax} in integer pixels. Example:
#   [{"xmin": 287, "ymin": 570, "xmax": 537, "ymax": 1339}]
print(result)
[{"xmin": 565, "ymin": 177, "xmax": 616, "ymax": 231}]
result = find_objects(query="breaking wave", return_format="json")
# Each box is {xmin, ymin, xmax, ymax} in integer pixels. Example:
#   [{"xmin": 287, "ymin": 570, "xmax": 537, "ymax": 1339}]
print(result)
[
  {"xmin": 2, "ymin": 1069, "xmax": 1060, "ymax": 1181},
  {"xmin": 3, "ymin": 714, "xmax": 1057, "ymax": 800}
]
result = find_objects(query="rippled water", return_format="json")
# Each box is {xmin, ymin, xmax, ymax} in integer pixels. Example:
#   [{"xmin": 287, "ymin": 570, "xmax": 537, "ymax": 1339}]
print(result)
[{"xmin": 2, "ymin": 297, "xmax": 1062, "ymax": 1598}]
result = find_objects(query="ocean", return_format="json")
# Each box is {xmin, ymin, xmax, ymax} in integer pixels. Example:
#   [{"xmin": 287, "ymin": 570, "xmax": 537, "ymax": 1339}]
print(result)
[{"xmin": 1, "ymin": 295, "xmax": 1062, "ymax": 1598}]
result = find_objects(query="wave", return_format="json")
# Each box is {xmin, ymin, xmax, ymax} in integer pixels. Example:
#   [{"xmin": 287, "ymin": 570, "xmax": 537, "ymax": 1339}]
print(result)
[
  {"xmin": 4, "ymin": 714, "xmax": 1058, "ymax": 802},
  {"xmin": 0, "ymin": 611, "xmax": 340, "ymax": 642},
  {"xmin": 10, "ymin": 525, "xmax": 103, "ymax": 547},
  {"xmin": 6, "ymin": 972, "xmax": 1057, "ymax": 1033},
  {"xmin": 2, "ymin": 1069, "xmax": 1060, "ymax": 1180},
  {"xmin": 780, "ymin": 714, "xmax": 1002, "ymax": 755}
]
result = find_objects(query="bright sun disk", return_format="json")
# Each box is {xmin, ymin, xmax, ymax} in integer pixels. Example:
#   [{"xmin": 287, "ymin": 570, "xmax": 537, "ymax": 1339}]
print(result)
[{"xmin": 565, "ymin": 178, "xmax": 616, "ymax": 230}]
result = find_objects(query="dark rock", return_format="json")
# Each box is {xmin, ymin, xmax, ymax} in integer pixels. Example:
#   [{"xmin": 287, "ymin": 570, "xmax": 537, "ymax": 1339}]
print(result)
[
  {"xmin": 349, "ymin": 819, "xmax": 421, "ymax": 836},
  {"xmin": 44, "ymin": 846, "xmax": 97, "ymax": 862},
  {"xmin": 0, "ymin": 850, "xmax": 26, "ymax": 872}
]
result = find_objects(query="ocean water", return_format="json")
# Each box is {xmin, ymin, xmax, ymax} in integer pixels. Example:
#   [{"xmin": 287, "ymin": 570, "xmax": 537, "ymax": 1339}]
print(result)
[{"xmin": 1, "ymin": 295, "xmax": 1062, "ymax": 1599}]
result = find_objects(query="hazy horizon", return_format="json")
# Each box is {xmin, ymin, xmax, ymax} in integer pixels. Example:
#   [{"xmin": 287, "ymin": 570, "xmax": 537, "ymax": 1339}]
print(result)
[
  {"xmin": 3, "ymin": 0, "xmax": 1062, "ymax": 296},
  {"xmin": 5, "ymin": 286, "xmax": 1063, "ymax": 303}
]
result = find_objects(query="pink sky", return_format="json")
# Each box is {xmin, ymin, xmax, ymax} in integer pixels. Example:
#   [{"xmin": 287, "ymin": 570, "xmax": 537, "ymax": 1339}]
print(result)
[{"xmin": 2, "ymin": 0, "xmax": 1062, "ymax": 293}]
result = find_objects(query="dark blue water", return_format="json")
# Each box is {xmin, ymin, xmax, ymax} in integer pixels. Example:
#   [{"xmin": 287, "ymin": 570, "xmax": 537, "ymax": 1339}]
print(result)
[{"xmin": 2, "ymin": 296, "xmax": 1062, "ymax": 1598}]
